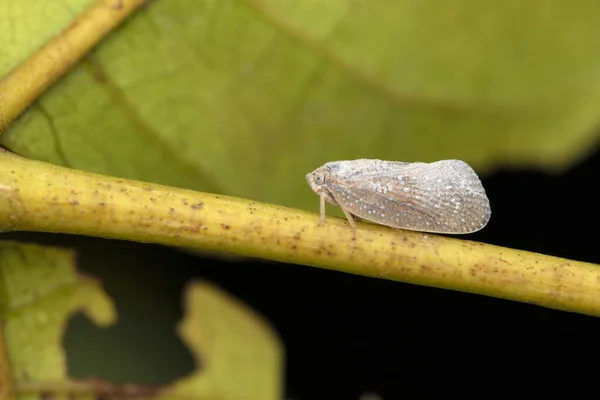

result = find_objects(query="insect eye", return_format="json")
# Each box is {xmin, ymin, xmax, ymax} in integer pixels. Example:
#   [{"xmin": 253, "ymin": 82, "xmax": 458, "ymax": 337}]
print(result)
[{"xmin": 313, "ymin": 173, "xmax": 324, "ymax": 184}]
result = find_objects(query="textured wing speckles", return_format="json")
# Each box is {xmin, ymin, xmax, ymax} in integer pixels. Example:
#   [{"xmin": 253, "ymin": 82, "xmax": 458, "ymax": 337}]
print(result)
[{"xmin": 306, "ymin": 159, "xmax": 491, "ymax": 234}]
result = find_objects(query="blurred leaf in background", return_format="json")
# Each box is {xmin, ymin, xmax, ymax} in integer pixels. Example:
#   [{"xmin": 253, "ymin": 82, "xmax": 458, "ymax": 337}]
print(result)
[
  {"xmin": 0, "ymin": 241, "xmax": 116, "ymax": 384},
  {"xmin": 0, "ymin": 1, "xmax": 93, "ymax": 74},
  {"xmin": 2, "ymin": 0, "xmax": 600, "ymax": 216},
  {"xmin": 0, "ymin": 241, "xmax": 283, "ymax": 399},
  {"xmin": 166, "ymin": 281, "xmax": 283, "ymax": 400}
]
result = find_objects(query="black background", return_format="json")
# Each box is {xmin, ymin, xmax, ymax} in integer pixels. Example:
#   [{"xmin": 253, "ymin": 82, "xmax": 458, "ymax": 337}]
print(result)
[{"xmin": 7, "ymin": 148, "xmax": 600, "ymax": 399}]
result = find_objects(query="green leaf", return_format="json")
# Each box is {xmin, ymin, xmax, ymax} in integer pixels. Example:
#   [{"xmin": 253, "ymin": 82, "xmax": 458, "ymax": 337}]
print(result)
[
  {"xmin": 164, "ymin": 281, "xmax": 283, "ymax": 400},
  {"xmin": 0, "ymin": 241, "xmax": 116, "ymax": 385},
  {"xmin": 0, "ymin": 241, "xmax": 282, "ymax": 399},
  {"xmin": 2, "ymin": 0, "xmax": 600, "ymax": 214},
  {"xmin": 0, "ymin": 0, "xmax": 93, "ymax": 77}
]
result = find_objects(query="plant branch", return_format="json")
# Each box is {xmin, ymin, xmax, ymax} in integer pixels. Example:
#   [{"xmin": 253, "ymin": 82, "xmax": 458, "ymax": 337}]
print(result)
[
  {"xmin": 0, "ymin": 150, "xmax": 598, "ymax": 317},
  {"xmin": 0, "ymin": 0, "xmax": 146, "ymax": 132}
]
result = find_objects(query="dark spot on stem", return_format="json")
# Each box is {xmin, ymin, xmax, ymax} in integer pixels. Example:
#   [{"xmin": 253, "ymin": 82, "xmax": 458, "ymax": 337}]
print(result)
[
  {"xmin": 191, "ymin": 202, "xmax": 203, "ymax": 210},
  {"xmin": 40, "ymin": 392, "xmax": 52, "ymax": 400}
]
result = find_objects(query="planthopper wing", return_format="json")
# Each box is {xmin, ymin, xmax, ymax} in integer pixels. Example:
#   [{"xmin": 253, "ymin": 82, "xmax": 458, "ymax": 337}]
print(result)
[{"xmin": 326, "ymin": 159, "xmax": 491, "ymax": 234}]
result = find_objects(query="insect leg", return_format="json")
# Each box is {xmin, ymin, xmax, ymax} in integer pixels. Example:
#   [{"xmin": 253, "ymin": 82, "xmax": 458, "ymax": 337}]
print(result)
[
  {"xmin": 341, "ymin": 206, "xmax": 357, "ymax": 232},
  {"xmin": 319, "ymin": 195, "xmax": 326, "ymax": 225}
]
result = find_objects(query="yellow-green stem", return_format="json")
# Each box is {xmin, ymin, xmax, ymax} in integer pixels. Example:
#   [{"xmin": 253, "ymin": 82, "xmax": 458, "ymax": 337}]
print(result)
[
  {"xmin": 0, "ymin": 0, "xmax": 146, "ymax": 132},
  {"xmin": 0, "ymin": 150, "xmax": 598, "ymax": 316}
]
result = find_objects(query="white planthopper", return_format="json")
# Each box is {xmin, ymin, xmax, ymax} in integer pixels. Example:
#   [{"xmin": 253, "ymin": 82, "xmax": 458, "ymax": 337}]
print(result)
[{"xmin": 306, "ymin": 159, "xmax": 491, "ymax": 234}]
